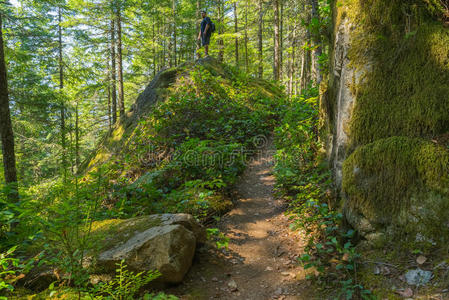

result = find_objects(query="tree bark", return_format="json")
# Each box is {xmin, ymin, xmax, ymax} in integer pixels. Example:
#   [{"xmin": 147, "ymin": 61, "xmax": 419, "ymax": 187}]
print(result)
[
  {"xmin": 273, "ymin": 0, "xmax": 280, "ymax": 80},
  {"xmin": 257, "ymin": 0, "xmax": 263, "ymax": 78},
  {"xmin": 116, "ymin": 4, "xmax": 125, "ymax": 119},
  {"xmin": 0, "ymin": 14, "xmax": 18, "ymax": 201},
  {"xmin": 110, "ymin": 15, "xmax": 117, "ymax": 124},
  {"xmin": 234, "ymin": 1, "xmax": 239, "ymax": 66}
]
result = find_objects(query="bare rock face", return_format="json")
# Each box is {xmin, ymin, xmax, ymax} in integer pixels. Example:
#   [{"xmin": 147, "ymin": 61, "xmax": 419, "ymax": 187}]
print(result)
[
  {"xmin": 98, "ymin": 224, "xmax": 196, "ymax": 283},
  {"xmin": 325, "ymin": 17, "xmax": 371, "ymax": 190},
  {"xmin": 93, "ymin": 214, "xmax": 205, "ymax": 283},
  {"xmin": 328, "ymin": 18, "xmax": 355, "ymax": 189}
]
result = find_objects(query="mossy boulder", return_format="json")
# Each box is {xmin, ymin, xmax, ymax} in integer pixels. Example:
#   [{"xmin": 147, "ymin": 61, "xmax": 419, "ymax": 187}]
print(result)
[
  {"xmin": 342, "ymin": 137, "xmax": 449, "ymax": 245},
  {"xmin": 90, "ymin": 214, "xmax": 206, "ymax": 283},
  {"xmin": 323, "ymin": 0, "xmax": 449, "ymax": 245}
]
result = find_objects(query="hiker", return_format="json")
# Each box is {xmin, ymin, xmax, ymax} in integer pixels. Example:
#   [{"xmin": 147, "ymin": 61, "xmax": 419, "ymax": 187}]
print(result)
[{"xmin": 197, "ymin": 10, "xmax": 212, "ymax": 56}]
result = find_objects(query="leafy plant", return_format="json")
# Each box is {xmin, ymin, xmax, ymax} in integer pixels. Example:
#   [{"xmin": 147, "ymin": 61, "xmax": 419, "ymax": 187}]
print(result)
[
  {"xmin": 90, "ymin": 260, "xmax": 165, "ymax": 300},
  {"xmin": 0, "ymin": 246, "xmax": 34, "ymax": 299},
  {"xmin": 206, "ymin": 228, "xmax": 230, "ymax": 250}
]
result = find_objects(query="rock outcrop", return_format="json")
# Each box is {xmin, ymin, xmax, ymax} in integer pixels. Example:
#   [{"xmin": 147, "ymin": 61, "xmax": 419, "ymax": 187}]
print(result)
[
  {"xmin": 322, "ymin": 0, "xmax": 449, "ymax": 246},
  {"xmin": 91, "ymin": 214, "xmax": 206, "ymax": 283}
]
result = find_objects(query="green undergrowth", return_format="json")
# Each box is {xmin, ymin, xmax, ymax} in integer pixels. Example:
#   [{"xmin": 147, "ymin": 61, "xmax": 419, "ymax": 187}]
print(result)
[
  {"xmin": 78, "ymin": 59, "xmax": 282, "ymax": 221},
  {"xmin": 0, "ymin": 58, "xmax": 284, "ymax": 298},
  {"xmin": 273, "ymin": 87, "xmax": 372, "ymax": 299}
]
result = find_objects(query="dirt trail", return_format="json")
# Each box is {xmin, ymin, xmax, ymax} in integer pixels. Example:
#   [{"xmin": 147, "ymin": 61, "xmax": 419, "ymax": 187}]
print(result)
[{"xmin": 168, "ymin": 139, "xmax": 313, "ymax": 300}]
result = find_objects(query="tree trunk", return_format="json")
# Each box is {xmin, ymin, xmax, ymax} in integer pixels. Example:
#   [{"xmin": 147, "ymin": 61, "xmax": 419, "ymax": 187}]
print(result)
[
  {"xmin": 300, "ymin": 1, "xmax": 312, "ymax": 91},
  {"xmin": 172, "ymin": 0, "xmax": 177, "ymax": 66},
  {"xmin": 300, "ymin": 47, "xmax": 311, "ymax": 91},
  {"xmin": 273, "ymin": 0, "xmax": 280, "ymax": 80},
  {"xmin": 152, "ymin": 13, "xmax": 156, "ymax": 76},
  {"xmin": 196, "ymin": 0, "xmax": 201, "ymax": 59},
  {"xmin": 234, "ymin": 1, "xmax": 239, "ymax": 66},
  {"xmin": 162, "ymin": 19, "xmax": 166, "ymax": 67},
  {"xmin": 218, "ymin": 0, "xmax": 224, "ymax": 62},
  {"xmin": 107, "ymin": 82, "xmax": 111, "ymax": 129},
  {"xmin": 110, "ymin": 16, "xmax": 117, "ymax": 124},
  {"xmin": 116, "ymin": 4, "xmax": 125, "ymax": 119},
  {"xmin": 75, "ymin": 101, "xmax": 80, "ymax": 173},
  {"xmin": 257, "ymin": 0, "xmax": 263, "ymax": 78},
  {"xmin": 311, "ymin": 0, "xmax": 322, "ymax": 84},
  {"xmin": 244, "ymin": 0, "xmax": 249, "ymax": 72},
  {"xmin": 280, "ymin": 0, "xmax": 284, "ymax": 80},
  {"xmin": 58, "ymin": 7, "xmax": 67, "ymax": 183},
  {"xmin": 0, "ymin": 14, "xmax": 18, "ymax": 201},
  {"xmin": 290, "ymin": 23, "xmax": 296, "ymax": 97}
]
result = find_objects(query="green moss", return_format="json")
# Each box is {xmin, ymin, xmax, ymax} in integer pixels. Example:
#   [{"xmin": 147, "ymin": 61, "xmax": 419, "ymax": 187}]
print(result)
[
  {"xmin": 342, "ymin": 136, "xmax": 449, "ymax": 223},
  {"xmin": 334, "ymin": 0, "xmax": 449, "ymax": 149},
  {"xmin": 90, "ymin": 216, "xmax": 163, "ymax": 252}
]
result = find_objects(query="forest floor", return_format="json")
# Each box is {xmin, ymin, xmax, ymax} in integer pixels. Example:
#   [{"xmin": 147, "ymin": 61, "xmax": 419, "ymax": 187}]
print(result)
[{"xmin": 166, "ymin": 139, "xmax": 318, "ymax": 300}]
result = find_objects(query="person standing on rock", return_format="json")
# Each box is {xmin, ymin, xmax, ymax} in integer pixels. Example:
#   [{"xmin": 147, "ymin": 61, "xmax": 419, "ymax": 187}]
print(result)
[{"xmin": 197, "ymin": 10, "xmax": 213, "ymax": 57}]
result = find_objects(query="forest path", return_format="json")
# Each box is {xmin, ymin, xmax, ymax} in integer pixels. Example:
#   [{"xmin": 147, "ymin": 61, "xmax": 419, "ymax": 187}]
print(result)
[{"xmin": 167, "ymin": 138, "xmax": 314, "ymax": 300}]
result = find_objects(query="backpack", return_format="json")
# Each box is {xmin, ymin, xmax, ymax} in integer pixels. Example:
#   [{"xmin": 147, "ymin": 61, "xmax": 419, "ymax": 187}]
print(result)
[{"xmin": 210, "ymin": 22, "xmax": 216, "ymax": 34}]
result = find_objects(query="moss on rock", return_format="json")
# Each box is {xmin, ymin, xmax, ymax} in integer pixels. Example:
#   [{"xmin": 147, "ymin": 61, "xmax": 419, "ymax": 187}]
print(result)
[
  {"xmin": 326, "ymin": 0, "xmax": 449, "ymax": 245},
  {"xmin": 342, "ymin": 136, "xmax": 449, "ymax": 242},
  {"xmin": 336, "ymin": 0, "xmax": 449, "ymax": 148}
]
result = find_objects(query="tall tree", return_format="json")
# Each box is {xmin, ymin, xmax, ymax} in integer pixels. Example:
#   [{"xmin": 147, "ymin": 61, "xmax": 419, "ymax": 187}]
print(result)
[
  {"xmin": 217, "ymin": 0, "xmax": 224, "ymax": 62},
  {"xmin": 273, "ymin": 0, "xmax": 280, "ymax": 80},
  {"xmin": 244, "ymin": 0, "xmax": 248, "ymax": 72},
  {"xmin": 116, "ymin": 2, "xmax": 125, "ymax": 119},
  {"xmin": 196, "ymin": 0, "xmax": 201, "ymax": 59},
  {"xmin": 110, "ymin": 14, "xmax": 117, "ymax": 124},
  {"xmin": 310, "ymin": 0, "xmax": 322, "ymax": 84},
  {"xmin": 257, "ymin": 0, "xmax": 263, "ymax": 78},
  {"xmin": 234, "ymin": 1, "xmax": 239, "ymax": 66},
  {"xmin": 172, "ymin": 0, "xmax": 177, "ymax": 66},
  {"xmin": 58, "ymin": 6, "xmax": 67, "ymax": 182},
  {"xmin": 0, "ymin": 13, "xmax": 18, "ymax": 200}
]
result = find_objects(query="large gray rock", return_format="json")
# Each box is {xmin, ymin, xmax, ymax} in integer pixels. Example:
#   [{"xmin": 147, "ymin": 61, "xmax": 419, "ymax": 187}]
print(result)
[
  {"xmin": 328, "ymin": 17, "xmax": 355, "ymax": 190},
  {"xmin": 92, "ymin": 213, "xmax": 205, "ymax": 283}
]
